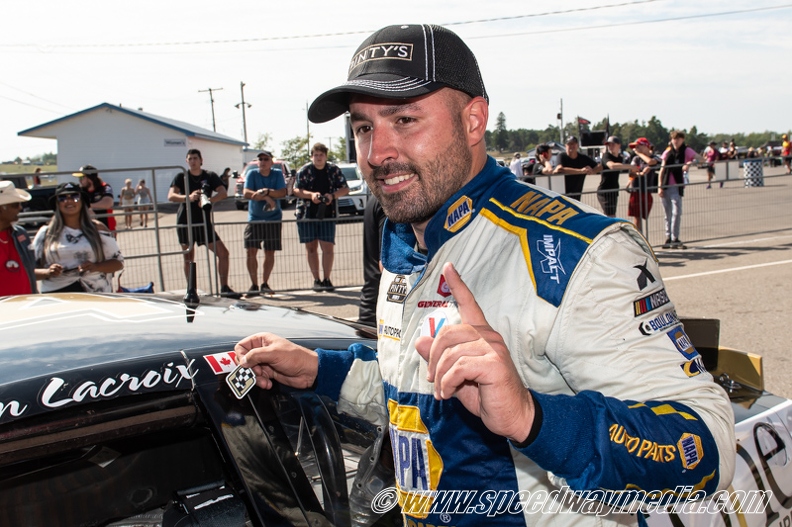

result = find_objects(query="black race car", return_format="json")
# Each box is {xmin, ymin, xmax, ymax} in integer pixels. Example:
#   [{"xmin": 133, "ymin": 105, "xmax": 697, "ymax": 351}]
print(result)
[{"xmin": 0, "ymin": 293, "xmax": 788, "ymax": 527}]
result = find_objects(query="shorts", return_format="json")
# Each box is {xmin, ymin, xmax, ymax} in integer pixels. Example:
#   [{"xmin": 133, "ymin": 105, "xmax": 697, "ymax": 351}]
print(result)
[
  {"xmin": 706, "ymin": 163, "xmax": 715, "ymax": 175},
  {"xmin": 244, "ymin": 221, "xmax": 282, "ymax": 251},
  {"xmin": 296, "ymin": 219, "xmax": 336, "ymax": 244},
  {"xmin": 177, "ymin": 223, "xmax": 221, "ymax": 247},
  {"xmin": 596, "ymin": 188, "xmax": 619, "ymax": 216},
  {"xmin": 121, "ymin": 198, "xmax": 135, "ymax": 209},
  {"xmin": 628, "ymin": 192, "xmax": 654, "ymax": 219}
]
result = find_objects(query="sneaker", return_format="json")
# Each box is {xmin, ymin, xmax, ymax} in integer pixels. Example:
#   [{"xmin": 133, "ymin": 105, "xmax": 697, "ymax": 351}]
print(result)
[
  {"xmin": 706, "ymin": 184, "xmax": 712, "ymax": 189},
  {"xmin": 260, "ymin": 282, "xmax": 273, "ymax": 295},
  {"xmin": 322, "ymin": 278, "xmax": 335, "ymax": 292},
  {"xmin": 662, "ymin": 238, "xmax": 672, "ymax": 249},
  {"xmin": 312, "ymin": 279, "xmax": 323, "ymax": 292},
  {"xmin": 719, "ymin": 181, "xmax": 724, "ymax": 188},
  {"xmin": 671, "ymin": 239, "xmax": 687, "ymax": 249},
  {"xmin": 220, "ymin": 285, "xmax": 240, "ymax": 299},
  {"xmin": 246, "ymin": 284, "xmax": 259, "ymax": 298}
]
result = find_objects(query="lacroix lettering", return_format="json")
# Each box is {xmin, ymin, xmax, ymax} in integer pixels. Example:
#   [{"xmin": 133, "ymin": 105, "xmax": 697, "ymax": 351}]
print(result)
[
  {"xmin": 510, "ymin": 190, "xmax": 578, "ymax": 225},
  {"xmin": 349, "ymin": 43, "xmax": 413, "ymax": 71}
]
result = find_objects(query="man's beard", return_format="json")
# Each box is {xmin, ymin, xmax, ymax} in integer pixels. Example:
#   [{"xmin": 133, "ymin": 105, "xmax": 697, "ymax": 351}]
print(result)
[{"xmin": 369, "ymin": 126, "xmax": 473, "ymax": 225}]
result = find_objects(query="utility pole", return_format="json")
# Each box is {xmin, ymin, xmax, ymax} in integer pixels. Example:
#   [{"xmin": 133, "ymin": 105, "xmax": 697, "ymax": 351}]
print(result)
[
  {"xmin": 558, "ymin": 98, "xmax": 564, "ymax": 144},
  {"xmin": 305, "ymin": 101, "xmax": 311, "ymax": 157},
  {"xmin": 199, "ymin": 87, "xmax": 223, "ymax": 132},
  {"xmin": 234, "ymin": 81, "xmax": 252, "ymax": 145}
]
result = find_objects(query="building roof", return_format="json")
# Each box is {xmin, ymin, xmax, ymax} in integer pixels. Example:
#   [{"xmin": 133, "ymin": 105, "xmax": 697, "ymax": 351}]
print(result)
[{"xmin": 18, "ymin": 103, "xmax": 247, "ymax": 147}]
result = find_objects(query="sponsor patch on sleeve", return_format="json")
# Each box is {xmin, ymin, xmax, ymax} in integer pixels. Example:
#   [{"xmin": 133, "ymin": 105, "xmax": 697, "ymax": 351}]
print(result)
[
  {"xmin": 677, "ymin": 433, "xmax": 703, "ymax": 470},
  {"xmin": 633, "ymin": 288, "xmax": 670, "ymax": 317}
]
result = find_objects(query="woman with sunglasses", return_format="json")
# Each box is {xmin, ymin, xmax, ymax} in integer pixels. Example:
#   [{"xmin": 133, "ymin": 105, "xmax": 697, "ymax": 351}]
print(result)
[{"xmin": 33, "ymin": 182, "xmax": 124, "ymax": 293}]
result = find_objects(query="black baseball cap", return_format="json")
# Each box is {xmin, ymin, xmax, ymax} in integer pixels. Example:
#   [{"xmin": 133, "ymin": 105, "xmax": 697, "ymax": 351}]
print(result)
[{"xmin": 308, "ymin": 24, "xmax": 488, "ymax": 123}]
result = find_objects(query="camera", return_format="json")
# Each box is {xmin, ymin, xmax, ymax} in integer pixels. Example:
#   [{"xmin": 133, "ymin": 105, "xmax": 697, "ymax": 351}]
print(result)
[
  {"xmin": 200, "ymin": 183, "xmax": 212, "ymax": 211},
  {"xmin": 319, "ymin": 194, "xmax": 330, "ymax": 204}
]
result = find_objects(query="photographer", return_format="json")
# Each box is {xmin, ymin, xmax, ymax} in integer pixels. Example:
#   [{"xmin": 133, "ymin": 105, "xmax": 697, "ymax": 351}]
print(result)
[
  {"xmin": 168, "ymin": 149, "xmax": 237, "ymax": 297},
  {"xmin": 293, "ymin": 143, "xmax": 349, "ymax": 291}
]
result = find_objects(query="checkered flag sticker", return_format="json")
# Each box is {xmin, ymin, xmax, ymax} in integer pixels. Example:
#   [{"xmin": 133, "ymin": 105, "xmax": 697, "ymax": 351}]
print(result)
[{"xmin": 226, "ymin": 364, "xmax": 257, "ymax": 399}]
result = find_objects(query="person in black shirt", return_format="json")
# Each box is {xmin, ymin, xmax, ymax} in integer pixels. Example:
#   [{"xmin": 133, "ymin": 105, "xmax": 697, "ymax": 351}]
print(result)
[
  {"xmin": 598, "ymin": 136, "xmax": 637, "ymax": 217},
  {"xmin": 167, "ymin": 149, "xmax": 236, "ymax": 297},
  {"xmin": 553, "ymin": 136, "xmax": 600, "ymax": 201},
  {"xmin": 358, "ymin": 194, "xmax": 386, "ymax": 326},
  {"xmin": 530, "ymin": 143, "xmax": 555, "ymax": 185}
]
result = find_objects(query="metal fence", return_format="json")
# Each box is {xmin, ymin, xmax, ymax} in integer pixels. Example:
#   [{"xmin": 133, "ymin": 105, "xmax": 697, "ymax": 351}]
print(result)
[{"xmin": 17, "ymin": 163, "xmax": 792, "ymax": 296}]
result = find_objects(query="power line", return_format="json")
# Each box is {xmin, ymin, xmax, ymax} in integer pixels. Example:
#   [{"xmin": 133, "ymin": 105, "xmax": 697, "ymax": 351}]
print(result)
[{"xmin": 1, "ymin": 0, "xmax": 661, "ymax": 49}]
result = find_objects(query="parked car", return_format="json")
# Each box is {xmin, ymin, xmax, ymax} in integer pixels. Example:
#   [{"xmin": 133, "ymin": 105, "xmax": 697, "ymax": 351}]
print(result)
[
  {"xmin": 336, "ymin": 162, "xmax": 369, "ymax": 215},
  {"xmin": 0, "ymin": 292, "xmax": 786, "ymax": 527},
  {"xmin": 233, "ymin": 159, "xmax": 294, "ymax": 211}
]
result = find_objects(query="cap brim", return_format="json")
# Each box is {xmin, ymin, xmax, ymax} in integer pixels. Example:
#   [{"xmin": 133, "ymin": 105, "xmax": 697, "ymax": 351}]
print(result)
[{"xmin": 308, "ymin": 74, "xmax": 444, "ymax": 123}]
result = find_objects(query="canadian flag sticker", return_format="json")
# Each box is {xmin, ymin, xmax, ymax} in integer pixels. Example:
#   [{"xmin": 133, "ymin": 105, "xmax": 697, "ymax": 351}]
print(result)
[{"xmin": 204, "ymin": 351, "xmax": 238, "ymax": 375}]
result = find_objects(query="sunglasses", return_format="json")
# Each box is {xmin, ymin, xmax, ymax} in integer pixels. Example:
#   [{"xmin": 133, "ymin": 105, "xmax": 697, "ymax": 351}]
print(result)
[{"xmin": 57, "ymin": 194, "xmax": 81, "ymax": 203}]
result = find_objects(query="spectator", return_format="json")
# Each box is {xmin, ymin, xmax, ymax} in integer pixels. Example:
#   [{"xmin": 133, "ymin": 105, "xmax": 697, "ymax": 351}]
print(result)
[
  {"xmin": 358, "ymin": 194, "xmax": 386, "ymax": 326},
  {"xmin": 598, "ymin": 136, "xmax": 635, "ymax": 217},
  {"xmin": 33, "ymin": 182, "xmax": 123, "ymax": 293},
  {"xmin": 32, "ymin": 167, "xmax": 42, "ymax": 187},
  {"xmin": 703, "ymin": 141, "xmax": 719, "ymax": 189},
  {"xmin": 627, "ymin": 137, "xmax": 660, "ymax": 232},
  {"xmin": 659, "ymin": 130, "xmax": 699, "ymax": 249},
  {"xmin": 135, "ymin": 179, "xmax": 153, "ymax": 228},
  {"xmin": 554, "ymin": 135, "xmax": 601, "ymax": 201},
  {"xmin": 242, "ymin": 151, "xmax": 287, "ymax": 296},
  {"xmin": 219, "ymin": 167, "xmax": 232, "ymax": 190},
  {"xmin": 782, "ymin": 134, "xmax": 791, "ymax": 174},
  {"xmin": 119, "ymin": 178, "xmax": 136, "ymax": 230},
  {"xmin": 508, "ymin": 152, "xmax": 522, "ymax": 178},
  {"xmin": 236, "ymin": 24, "xmax": 735, "ymax": 527},
  {"xmin": 293, "ymin": 142, "xmax": 349, "ymax": 292},
  {"xmin": 726, "ymin": 140, "xmax": 738, "ymax": 160},
  {"xmin": 167, "ymin": 149, "xmax": 236, "ymax": 297},
  {"xmin": 530, "ymin": 143, "xmax": 555, "ymax": 185},
  {"xmin": 73, "ymin": 165, "xmax": 116, "ymax": 232},
  {"xmin": 0, "ymin": 181, "xmax": 48, "ymax": 295}
]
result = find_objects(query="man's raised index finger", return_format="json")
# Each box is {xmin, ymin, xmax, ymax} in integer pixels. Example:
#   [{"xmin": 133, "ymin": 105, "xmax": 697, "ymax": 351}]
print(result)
[{"xmin": 442, "ymin": 262, "xmax": 488, "ymax": 326}]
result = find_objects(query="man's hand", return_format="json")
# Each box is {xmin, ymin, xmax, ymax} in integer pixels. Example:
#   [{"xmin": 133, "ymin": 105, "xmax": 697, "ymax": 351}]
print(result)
[
  {"xmin": 415, "ymin": 262, "xmax": 535, "ymax": 443},
  {"xmin": 235, "ymin": 333, "xmax": 319, "ymax": 390}
]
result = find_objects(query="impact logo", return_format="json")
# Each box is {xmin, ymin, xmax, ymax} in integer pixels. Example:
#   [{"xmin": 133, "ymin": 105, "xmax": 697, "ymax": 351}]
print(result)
[
  {"xmin": 388, "ymin": 399, "xmax": 443, "ymax": 518},
  {"xmin": 537, "ymin": 234, "xmax": 565, "ymax": 284},
  {"xmin": 437, "ymin": 275, "xmax": 451, "ymax": 298},
  {"xmin": 677, "ymin": 433, "xmax": 703, "ymax": 470},
  {"xmin": 349, "ymin": 42, "xmax": 413, "ymax": 72},
  {"xmin": 378, "ymin": 319, "xmax": 402, "ymax": 341},
  {"xmin": 386, "ymin": 275, "xmax": 408, "ymax": 304},
  {"xmin": 444, "ymin": 196, "xmax": 473, "ymax": 233},
  {"xmin": 633, "ymin": 288, "xmax": 670, "ymax": 317},
  {"xmin": 638, "ymin": 310, "xmax": 680, "ymax": 335},
  {"xmin": 634, "ymin": 259, "xmax": 656, "ymax": 291}
]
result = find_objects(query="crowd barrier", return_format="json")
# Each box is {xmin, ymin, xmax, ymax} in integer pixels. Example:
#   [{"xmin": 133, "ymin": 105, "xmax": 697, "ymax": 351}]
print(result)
[{"xmin": 17, "ymin": 163, "xmax": 792, "ymax": 296}]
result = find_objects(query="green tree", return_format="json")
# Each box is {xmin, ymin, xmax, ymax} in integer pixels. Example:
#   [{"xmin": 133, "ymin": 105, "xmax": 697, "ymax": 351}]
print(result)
[
  {"xmin": 494, "ymin": 112, "xmax": 509, "ymax": 151},
  {"xmin": 252, "ymin": 133, "xmax": 272, "ymax": 151},
  {"xmin": 329, "ymin": 137, "xmax": 347, "ymax": 162},
  {"xmin": 280, "ymin": 135, "xmax": 311, "ymax": 169}
]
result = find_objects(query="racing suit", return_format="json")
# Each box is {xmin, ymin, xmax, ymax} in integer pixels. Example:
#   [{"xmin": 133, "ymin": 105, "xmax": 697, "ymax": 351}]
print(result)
[{"xmin": 314, "ymin": 157, "xmax": 735, "ymax": 526}]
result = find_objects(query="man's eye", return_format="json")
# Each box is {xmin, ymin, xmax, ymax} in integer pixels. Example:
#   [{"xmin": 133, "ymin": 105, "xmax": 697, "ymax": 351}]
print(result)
[
  {"xmin": 355, "ymin": 125, "xmax": 371, "ymax": 135},
  {"xmin": 396, "ymin": 117, "xmax": 415, "ymax": 125}
]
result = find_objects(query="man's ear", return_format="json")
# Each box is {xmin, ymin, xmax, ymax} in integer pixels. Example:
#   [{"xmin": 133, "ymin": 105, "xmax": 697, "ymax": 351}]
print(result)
[{"xmin": 464, "ymin": 96, "xmax": 489, "ymax": 147}]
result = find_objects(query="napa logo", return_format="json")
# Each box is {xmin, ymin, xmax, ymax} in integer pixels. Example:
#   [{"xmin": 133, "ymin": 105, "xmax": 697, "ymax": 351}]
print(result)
[
  {"xmin": 677, "ymin": 433, "xmax": 703, "ymax": 470},
  {"xmin": 388, "ymin": 399, "xmax": 443, "ymax": 519},
  {"xmin": 444, "ymin": 196, "xmax": 473, "ymax": 233}
]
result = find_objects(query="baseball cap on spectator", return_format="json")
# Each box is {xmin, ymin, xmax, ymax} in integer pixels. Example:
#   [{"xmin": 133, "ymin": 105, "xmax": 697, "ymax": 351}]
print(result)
[
  {"xmin": 565, "ymin": 136, "xmax": 579, "ymax": 144},
  {"xmin": 308, "ymin": 24, "xmax": 488, "ymax": 123},
  {"xmin": 0, "ymin": 180, "xmax": 31, "ymax": 206},
  {"xmin": 606, "ymin": 136, "xmax": 621, "ymax": 145},
  {"xmin": 72, "ymin": 164, "xmax": 98, "ymax": 178},
  {"xmin": 628, "ymin": 137, "xmax": 652, "ymax": 149},
  {"xmin": 257, "ymin": 151, "xmax": 273, "ymax": 160}
]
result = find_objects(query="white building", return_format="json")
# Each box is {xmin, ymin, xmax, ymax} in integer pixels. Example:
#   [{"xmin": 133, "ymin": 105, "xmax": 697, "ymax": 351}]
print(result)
[{"xmin": 18, "ymin": 103, "xmax": 248, "ymax": 202}]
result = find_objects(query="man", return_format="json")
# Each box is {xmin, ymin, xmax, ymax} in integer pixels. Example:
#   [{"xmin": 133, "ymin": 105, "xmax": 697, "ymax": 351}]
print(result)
[
  {"xmin": 658, "ymin": 131, "xmax": 699, "ymax": 249},
  {"xmin": 599, "ymin": 136, "xmax": 637, "ymax": 217},
  {"xmin": 554, "ymin": 135, "xmax": 601, "ymax": 201},
  {"xmin": 508, "ymin": 152, "xmax": 522, "ymax": 178},
  {"xmin": 703, "ymin": 140, "xmax": 719, "ymax": 189},
  {"xmin": 167, "ymin": 149, "xmax": 236, "ymax": 296},
  {"xmin": 242, "ymin": 150, "xmax": 287, "ymax": 296},
  {"xmin": 529, "ymin": 143, "xmax": 555, "ymax": 185},
  {"xmin": 627, "ymin": 137, "xmax": 660, "ymax": 231},
  {"xmin": 0, "ymin": 180, "xmax": 53, "ymax": 295},
  {"xmin": 293, "ymin": 143, "xmax": 349, "ymax": 292},
  {"xmin": 73, "ymin": 165, "xmax": 116, "ymax": 232},
  {"xmin": 236, "ymin": 24, "xmax": 735, "ymax": 526}
]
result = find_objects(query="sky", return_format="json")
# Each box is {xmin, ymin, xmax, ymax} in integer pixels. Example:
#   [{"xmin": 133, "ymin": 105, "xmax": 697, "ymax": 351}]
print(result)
[{"xmin": 2, "ymin": 0, "xmax": 791, "ymax": 163}]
